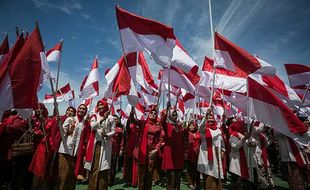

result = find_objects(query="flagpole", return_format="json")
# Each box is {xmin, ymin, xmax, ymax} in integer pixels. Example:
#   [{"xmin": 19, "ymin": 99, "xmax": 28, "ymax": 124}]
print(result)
[
  {"xmin": 156, "ymin": 80, "xmax": 163, "ymax": 109},
  {"xmin": 208, "ymin": 0, "xmax": 216, "ymax": 108},
  {"xmin": 297, "ymin": 80, "xmax": 310, "ymax": 116},
  {"xmin": 55, "ymin": 39, "xmax": 64, "ymax": 92},
  {"xmin": 120, "ymin": 95, "xmax": 122, "ymax": 112},
  {"xmin": 246, "ymin": 76, "xmax": 252, "ymax": 179},
  {"xmin": 49, "ymin": 77, "xmax": 65, "ymax": 138},
  {"xmin": 168, "ymin": 65, "xmax": 171, "ymax": 104}
]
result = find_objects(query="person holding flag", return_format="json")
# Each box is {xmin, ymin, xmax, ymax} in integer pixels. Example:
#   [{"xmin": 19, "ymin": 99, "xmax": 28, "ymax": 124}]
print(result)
[
  {"xmin": 161, "ymin": 102, "xmax": 186, "ymax": 190},
  {"xmin": 84, "ymin": 99, "xmax": 115, "ymax": 190},
  {"xmin": 57, "ymin": 104, "xmax": 90, "ymax": 190},
  {"xmin": 197, "ymin": 110, "xmax": 225, "ymax": 190},
  {"xmin": 129, "ymin": 106, "xmax": 164, "ymax": 190}
]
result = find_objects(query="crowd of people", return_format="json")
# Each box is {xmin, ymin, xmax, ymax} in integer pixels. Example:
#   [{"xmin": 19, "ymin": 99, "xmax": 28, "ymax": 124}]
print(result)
[{"xmin": 0, "ymin": 99, "xmax": 310, "ymax": 190}]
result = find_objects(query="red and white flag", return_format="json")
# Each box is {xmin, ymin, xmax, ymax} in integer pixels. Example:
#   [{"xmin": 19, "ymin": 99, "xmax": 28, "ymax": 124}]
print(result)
[
  {"xmin": 104, "ymin": 55, "xmax": 131, "ymax": 99},
  {"xmin": 0, "ymin": 26, "xmax": 43, "ymax": 119},
  {"xmin": 214, "ymin": 32, "xmax": 275, "ymax": 75},
  {"xmin": 116, "ymin": 6, "xmax": 176, "ymax": 67},
  {"xmin": 171, "ymin": 39, "xmax": 199, "ymax": 75},
  {"xmin": 251, "ymin": 74, "xmax": 302, "ymax": 107},
  {"xmin": 162, "ymin": 66, "xmax": 200, "ymax": 94},
  {"xmin": 125, "ymin": 103, "xmax": 146, "ymax": 120},
  {"xmin": 43, "ymin": 83, "xmax": 74, "ymax": 103},
  {"xmin": 199, "ymin": 56, "xmax": 247, "ymax": 93},
  {"xmin": 79, "ymin": 56, "xmax": 99, "ymax": 99},
  {"xmin": 0, "ymin": 34, "xmax": 9, "ymax": 63},
  {"xmin": 126, "ymin": 51, "xmax": 158, "ymax": 94},
  {"xmin": 46, "ymin": 41, "xmax": 62, "ymax": 63},
  {"xmin": 285, "ymin": 63, "xmax": 310, "ymax": 89},
  {"xmin": 248, "ymin": 77, "xmax": 310, "ymax": 145}
]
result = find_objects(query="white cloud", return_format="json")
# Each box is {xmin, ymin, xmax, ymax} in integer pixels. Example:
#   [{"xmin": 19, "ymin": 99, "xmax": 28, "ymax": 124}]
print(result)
[
  {"xmin": 80, "ymin": 13, "xmax": 91, "ymax": 20},
  {"xmin": 32, "ymin": 0, "xmax": 82, "ymax": 15}
]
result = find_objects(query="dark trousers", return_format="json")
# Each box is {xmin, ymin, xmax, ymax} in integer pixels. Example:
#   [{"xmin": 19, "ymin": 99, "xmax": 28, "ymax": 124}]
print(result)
[{"xmin": 167, "ymin": 169, "xmax": 182, "ymax": 190}]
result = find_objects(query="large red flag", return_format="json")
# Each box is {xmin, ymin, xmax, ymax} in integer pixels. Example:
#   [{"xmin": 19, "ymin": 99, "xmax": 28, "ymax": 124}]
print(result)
[
  {"xmin": 248, "ymin": 77, "xmax": 309, "ymax": 145},
  {"xmin": 285, "ymin": 63, "xmax": 310, "ymax": 89},
  {"xmin": 0, "ymin": 25, "xmax": 43, "ymax": 118},
  {"xmin": 116, "ymin": 6, "xmax": 176, "ymax": 67},
  {"xmin": 104, "ymin": 54, "xmax": 132, "ymax": 99},
  {"xmin": 0, "ymin": 34, "xmax": 9, "ymax": 63},
  {"xmin": 214, "ymin": 32, "xmax": 275, "ymax": 75}
]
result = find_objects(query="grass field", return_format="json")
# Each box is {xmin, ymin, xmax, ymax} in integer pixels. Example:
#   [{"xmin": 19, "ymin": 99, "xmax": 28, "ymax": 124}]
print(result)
[{"xmin": 76, "ymin": 171, "xmax": 289, "ymax": 190}]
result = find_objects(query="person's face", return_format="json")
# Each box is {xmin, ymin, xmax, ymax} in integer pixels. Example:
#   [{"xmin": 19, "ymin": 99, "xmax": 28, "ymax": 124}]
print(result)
[
  {"xmin": 207, "ymin": 115, "xmax": 215, "ymax": 125},
  {"xmin": 189, "ymin": 123, "xmax": 196, "ymax": 132},
  {"xmin": 77, "ymin": 105, "xmax": 87, "ymax": 117},
  {"xmin": 66, "ymin": 108, "xmax": 75, "ymax": 117},
  {"xmin": 171, "ymin": 111, "xmax": 178, "ymax": 121},
  {"xmin": 148, "ymin": 110, "xmax": 157, "ymax": 120},
  {"xmin": 114, "ymin": 117, "xmax": 120, "ymax": 124},
  {"xmin": 97, "ymin": 102, "xmax": 104, "ymax": 113},
  {"xmin": 35, "ymin": 109, "xmax": 43, "ymax": 117}
]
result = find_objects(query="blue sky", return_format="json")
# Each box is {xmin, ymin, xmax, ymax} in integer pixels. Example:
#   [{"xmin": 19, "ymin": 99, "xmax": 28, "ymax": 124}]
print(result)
[{"xmin": 1, "ymin": 0, "xmax": 310, "ymax": 114}]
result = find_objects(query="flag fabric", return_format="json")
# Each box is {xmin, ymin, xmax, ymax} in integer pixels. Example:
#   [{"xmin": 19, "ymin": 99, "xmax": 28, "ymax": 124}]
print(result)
[
  {"xmin": 0, "ymin": 34, "xmax": 9, "ymax": 63},
  {"xmin": 116, "ymin": 6, "xmax": 176, "ymax": 67},
  {"xmin": 171, "ymin": 39, "xmax": 199, "ymax": 74},
  {"xmin": 43, "ymin": 83, "xmax": 74, "ymax": 103},
  {"xmin": 126, "ymin": 51, "xmax": 158, "ymax": 94},
  {"xmin": 138, "ymin": 88, "xmax": 158, "ymax": 108},
  {"xmin": 125, "ymin": 103, "xmax": 146, "ymax": 120},
  {"xmin": 200, "ymin": 56, "xmax": 247, "ymax": 93},
  {"xmin": 0, "ymin": 26, "xmax": 43, "ymax": 119},
  {"xmin": 251, "ymin": 74, "xmax": 302, "ymax": 108},
  {"xmin": 214, "ymin": 32, "xmax": 275, "ymax": 75},
  {"xmin": 38, "ymin": 52, "xmax": 52, "ymax": 90},
  {"xmin": 248, "ymin": 77, "xmax": 310, "ymax": 145},
  {"xmin": 82, "ymin": 98, "xmax": 93, "ymax": 110},
  {"xmin": 0, "ymin": 34, "xmax": 25, "ymax": 86},
  {"xmin": 46, "ymin": 41, "xmax": 62, "ymax": 63},
  {"xmin": 104, "ymin": 55, "xmax": 132, "ymax": 99},
  {"xmin": 79, "ymin": 56, "xmax": 99, "ymax": 99},
  {"xmin": 162, "ymin": 66, "xmax": 200, "ymax": 94},
  {"xmin": 285, "ymin": 64, "xmax": 310, "ymax": 89}
]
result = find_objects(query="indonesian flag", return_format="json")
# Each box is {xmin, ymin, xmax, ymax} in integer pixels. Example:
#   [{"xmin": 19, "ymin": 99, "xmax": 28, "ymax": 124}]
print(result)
[
  {"xmin": 248, "ymin": 77, "xmax": 310, "ymax": 145},
  {"xmin": 46, "ymin": 41, "xmax": 62, "ymax": 63},
  {"xmin": 138, "ymin": 88, "xmax": 158, "ymax": 108},
  {"xmin": 171, "ymin": 39, "xmax": 199, "ymax": 75},
  {"xmin": 162, "ymin": 66, "xmax": 200, "ymax": 94},
  {"xmin": 82, "ymin": 98, "xmax": 93, "ymax": 110},
  {"xmin": 0, "ymin": 34, "xmax": 9, "ymax": 63},
  {"xmin": 200, "ymin": 56, "xmax": 247, "ymax": 93},
  {"xmin": 221, "ymin": 89, "xmax": 247, "ymax": 115},
  {"xmin": 0, "ymin": 26, "xmax": 43, "ymax": 119},
  {"xmin": 251, "ymin": 74, "xmax": 302, "ymax": 107},
  {"xmin": 183, "ymin": 93, "xmax": 195, "ymax": 110},
  {"xmin": 126, "ymin": 51, "xmax": 158, "ymax": 94},
  {"xmin": 214, "ymin": 32, "xmax": 275, "ymax": 75},
  {"xmin": 104, "ymin": 55, "xmax": 131, "ymax": 99},
  {"xmin": 116, "ymin": 6, "xmax": 176, "ymax": 67},
  {"xmin": 117, "ymin": 108, "xmax": 128, "ymax": 118},
  {"xmin": 125, "ymin": 103, "xmax": 146, "ymax": 120},
  {"xmin": 43, "ymin": 83, "xmax": 74, "ymax": 103},
  {"xmin": 285, "ymin": 64, "xmax": 310, "ymax": 89},
  {"xmin": 79, "ymin": 56, "xmax": 99, "ymax": 99}
]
